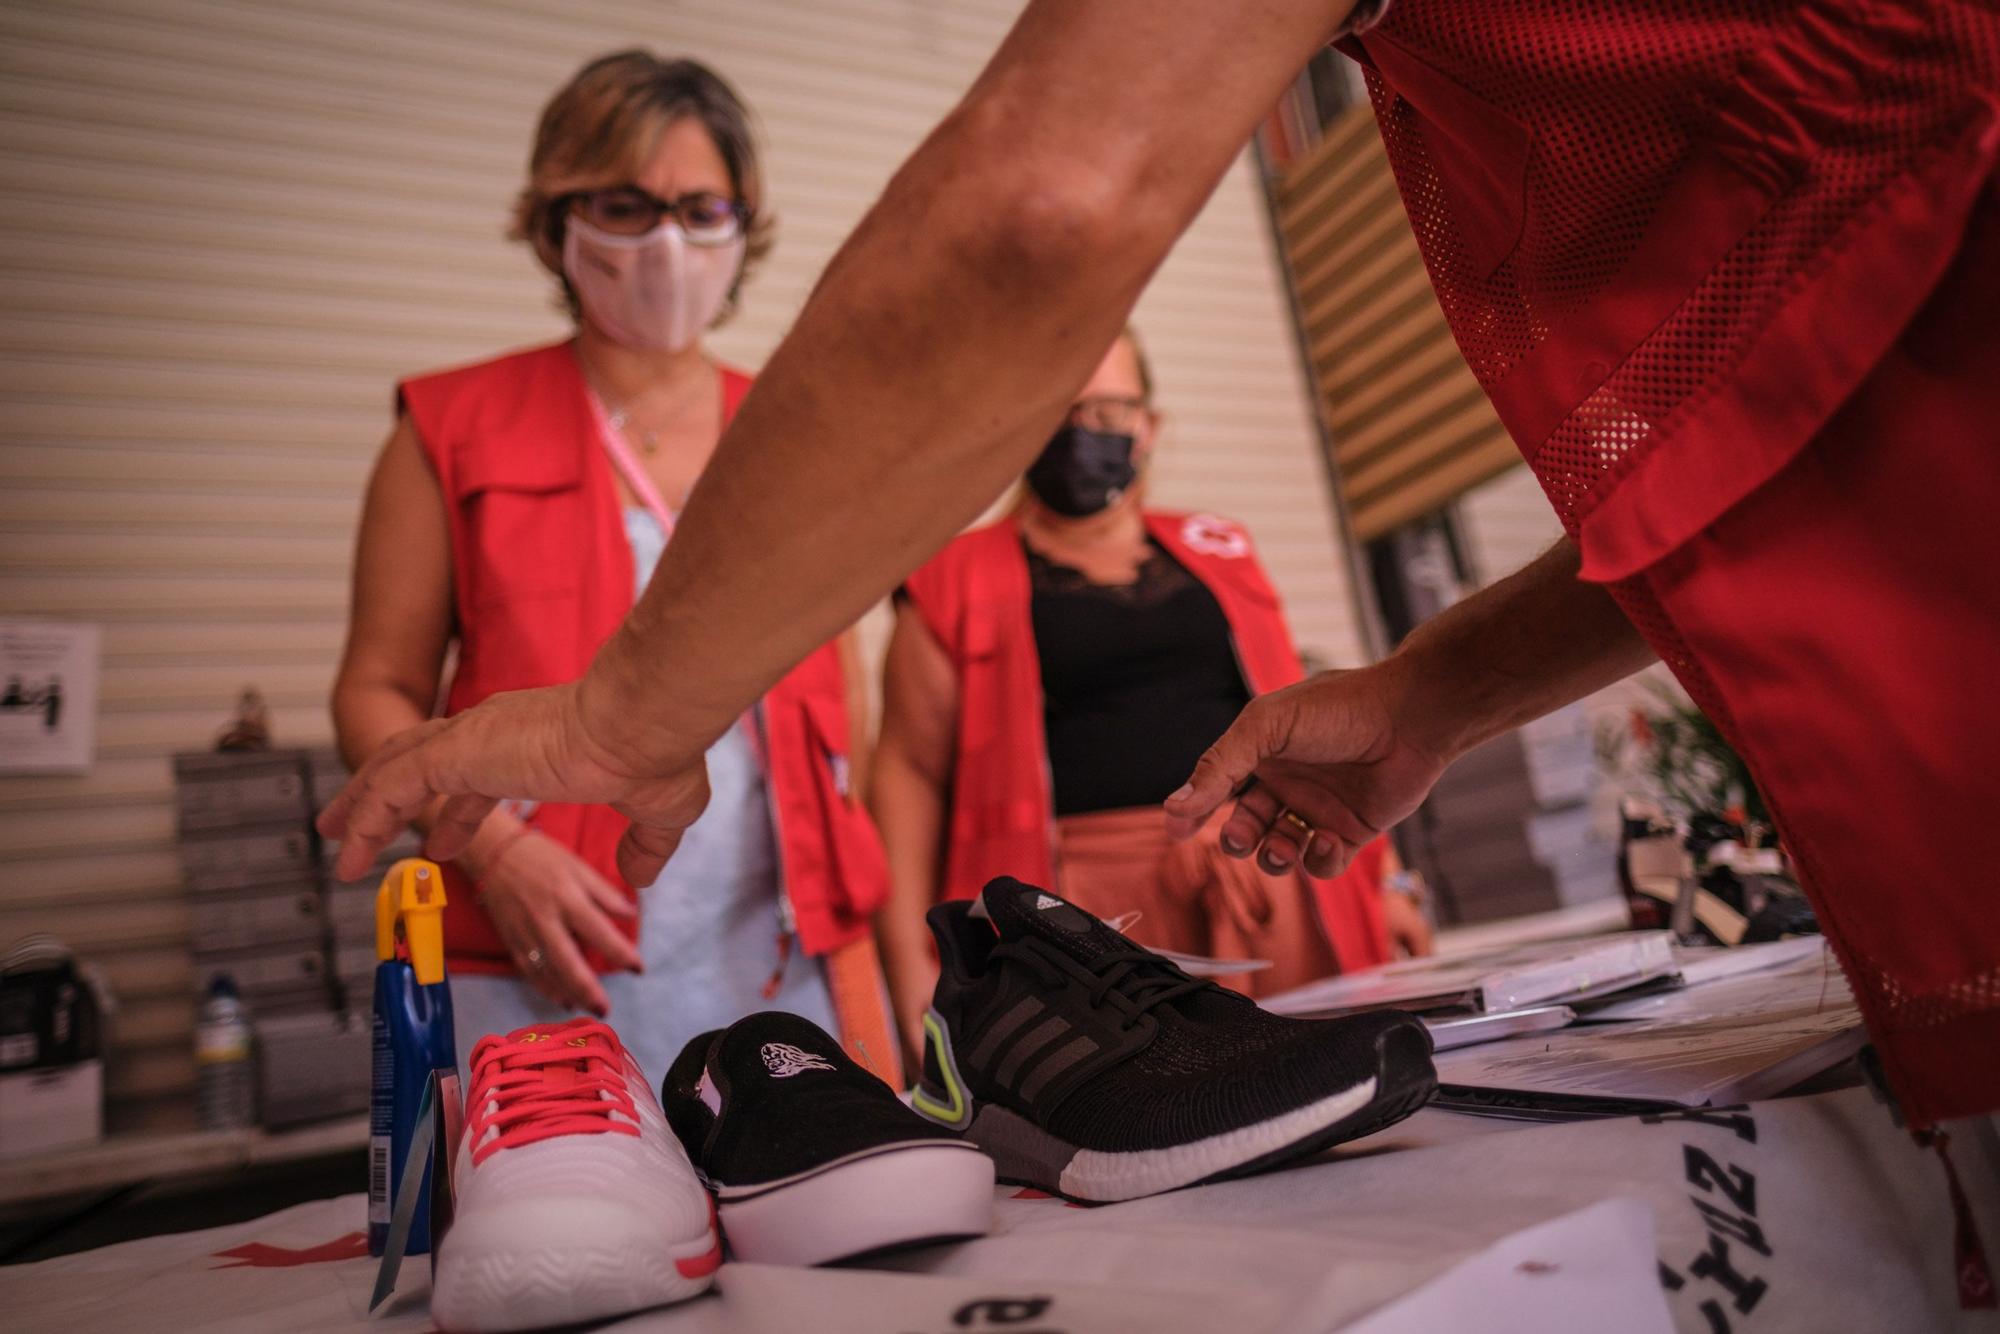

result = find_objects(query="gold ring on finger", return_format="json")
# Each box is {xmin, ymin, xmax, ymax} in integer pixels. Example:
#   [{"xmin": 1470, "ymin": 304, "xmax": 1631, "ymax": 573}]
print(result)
[{"xmin": 1277, "ymin": 809, "xmax": 1315, "ymax": 841}]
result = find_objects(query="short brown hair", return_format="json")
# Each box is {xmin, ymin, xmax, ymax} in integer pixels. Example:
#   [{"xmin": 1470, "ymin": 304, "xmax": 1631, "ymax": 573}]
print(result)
[{"xmin": 510, "ymin": 50, "xmax": 775, "ymax": 324}]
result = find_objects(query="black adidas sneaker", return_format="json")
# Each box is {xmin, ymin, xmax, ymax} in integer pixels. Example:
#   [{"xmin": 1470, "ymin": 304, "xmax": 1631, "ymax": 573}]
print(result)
[
  {"xmin": 662, "ymin": 1011, "xmax": 995, "ymax": 1265},
  {"xmin": 911, "ymin": 877, "xmax": 1437, "ymax": 1203}
]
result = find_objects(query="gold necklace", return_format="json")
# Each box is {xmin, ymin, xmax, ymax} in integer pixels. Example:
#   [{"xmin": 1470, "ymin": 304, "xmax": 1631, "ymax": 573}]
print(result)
[
  {"xmin": 601, "ymin": 360, "xmax": 716, "ymax": 457},
  {"xmin": 605, "ymin": 406, "xmax": 661, "ymax": 456}
]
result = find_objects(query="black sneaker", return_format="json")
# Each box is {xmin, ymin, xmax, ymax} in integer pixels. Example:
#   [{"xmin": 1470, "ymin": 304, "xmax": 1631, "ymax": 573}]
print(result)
[
  {"xmin": 911, "ymin": 877, "xmax": 1437, "ymax": 1202},
  {"xmin": 661, "ymin": 1011, "xmax": 994, "ymax": 1265}
]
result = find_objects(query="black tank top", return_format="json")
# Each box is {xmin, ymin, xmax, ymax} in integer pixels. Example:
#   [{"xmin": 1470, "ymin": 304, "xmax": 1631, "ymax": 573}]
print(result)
[{"xmin": 1027, "ymin": 536, "xmax": 1251, "ymax": 817}]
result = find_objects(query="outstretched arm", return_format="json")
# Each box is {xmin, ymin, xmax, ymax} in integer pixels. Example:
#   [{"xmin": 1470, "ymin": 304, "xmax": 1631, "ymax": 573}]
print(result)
[{"xmin": 322, "ymin": 0, "xmax": 1363, "ymax": 882}]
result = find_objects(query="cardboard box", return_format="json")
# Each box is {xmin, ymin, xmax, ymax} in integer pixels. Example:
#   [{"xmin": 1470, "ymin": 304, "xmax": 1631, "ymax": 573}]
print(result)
[
  {"xmin": 172, "ymin": 751, "xmax": 314, "ymax": 833},
  {"xmin": 191, "ymin": 944, "xmax": 328, "ymax": 1011},
  {"xmin": 254, "ymin": 1010, "xmax": 368, "ymax": 1128},
  {"xmin": 305, "ymin": 746, "xmax": 351, "ymax": 809},
  {"xmin": 179, "ymin": 822, "xmax": 317, "ymax": 894},
  {"xmin": 190, "ymin": 883, "xmax": 325, "ymax": 954}
]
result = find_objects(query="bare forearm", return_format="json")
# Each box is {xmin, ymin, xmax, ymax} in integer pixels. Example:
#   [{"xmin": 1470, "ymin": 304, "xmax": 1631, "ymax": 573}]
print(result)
[
  {"xmin": 869, "ymin": 752, "xmax": 948, "ymax": 978},
  {"xmin": 334, "ymin": 675, "xmax": 423, "ymax": 755},
  {"xmin": 1394, "ymin": 537, "xmax": 1657, "ymax": 762},
  {"xmin": 584, "ymin": 0, "xmax": 1360, "ymax": 763}
]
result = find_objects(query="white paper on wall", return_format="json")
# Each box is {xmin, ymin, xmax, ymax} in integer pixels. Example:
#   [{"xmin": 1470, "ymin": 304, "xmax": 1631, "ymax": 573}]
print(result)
[{"xmin": 0, "ymin": 621, "xmax": 100, "ymax": 773}]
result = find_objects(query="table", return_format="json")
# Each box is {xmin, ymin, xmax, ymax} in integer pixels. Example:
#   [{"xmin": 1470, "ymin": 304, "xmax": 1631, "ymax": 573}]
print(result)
[{"xmin": 3, "ymin": 1087, "xmax": 1994, "ymax": 1333}]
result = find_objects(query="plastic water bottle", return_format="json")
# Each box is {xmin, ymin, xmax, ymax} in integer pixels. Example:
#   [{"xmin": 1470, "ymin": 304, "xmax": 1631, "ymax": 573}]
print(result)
[{"xmin": 195, "ymin": 974, "xmax": 256, "ymax": 1129}]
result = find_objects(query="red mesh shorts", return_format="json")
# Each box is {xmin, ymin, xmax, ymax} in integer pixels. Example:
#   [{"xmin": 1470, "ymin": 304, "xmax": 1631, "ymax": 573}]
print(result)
[
  {"xmin": 1358, "ymin": 0, "xmax": 2000, "ymax": 1126},
  {"xmin": 1619, "ymin": 176, "xmax": 2000, "ymax": 1126}
]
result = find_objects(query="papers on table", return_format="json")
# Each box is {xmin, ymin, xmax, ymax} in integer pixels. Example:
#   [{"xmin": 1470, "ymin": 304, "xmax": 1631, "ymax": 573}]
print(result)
[
  {"xmin": 1261, "ymin": 931, "xmax": 1678, "ymax": 1018},
  {"xmin": 1262, "ymin": 922, "xmax": 1857, "ymax": 1118},
  {"xmin": 1582, "ymin": 939, "xmax": 1837, "ymax": 1024},
  {"xmin": 1659, "ymin": 935, "xmax": 1828, "ymax": 990},
  {"xmin": 1433, "ymin": 944, "xmax": 1858, "ymax": 1116},
  {"xmin": 1434, "ymin": 1005, "xmax": 1861, "ymax": 1116},
  {"xmin": 1102, "ymin": 912, "xmax": 1272, "ymax": 977},
  {"xmin": 1423, "ymin": 1007, "xmax": 1576, "ymax": 1052}
]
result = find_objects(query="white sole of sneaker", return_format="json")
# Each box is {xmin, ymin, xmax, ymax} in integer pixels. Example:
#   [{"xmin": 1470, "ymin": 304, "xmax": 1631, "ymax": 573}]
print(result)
[
  {"xmin": 917, "ymin": 1005, "xmax": 1438, "ymax": 1202},
  {"xmin": 1057, "ymin": 1077, "xmax": 1377, "ymax": 1200},
  {"xmin": 713, "ymin": 1141, "xmax": 995, "ymax": 1266},
  {"xmin": 957, "ymin": 1076, "xmax": 1384, "ymax": 1203},
  {"xmin": 431, "ymin": 1219, "xmax": 719, "ymax": 1332}
]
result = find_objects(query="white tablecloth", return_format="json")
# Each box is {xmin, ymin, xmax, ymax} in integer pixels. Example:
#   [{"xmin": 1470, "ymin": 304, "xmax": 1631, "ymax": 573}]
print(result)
[{"xmin": 3, "ymin": 1086, "xmax": 1995, "ymax": 1333}]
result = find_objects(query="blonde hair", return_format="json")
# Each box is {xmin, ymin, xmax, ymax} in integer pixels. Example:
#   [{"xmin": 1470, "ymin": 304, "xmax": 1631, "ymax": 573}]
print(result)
[
  {"xmin": 510, "ymin": 50, "xmax": 775, "ymax": 324},
  {"xmin": 1121, "ymin": 325, "xmax": 1155, "ymax": 404}
]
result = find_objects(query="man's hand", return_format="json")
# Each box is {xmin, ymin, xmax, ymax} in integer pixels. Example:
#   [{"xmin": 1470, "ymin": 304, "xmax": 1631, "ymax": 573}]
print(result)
[
  {"xmin": 1164, "ymin": 540, "xmax": 1660, "ymax": 882},
  {"xmin": 1164, "ymin": 665, "xmax": 1451, "ymax": 881},
  {"xmin": 316, "ymin": 680, "xmax": 712, "ymax": 891}
]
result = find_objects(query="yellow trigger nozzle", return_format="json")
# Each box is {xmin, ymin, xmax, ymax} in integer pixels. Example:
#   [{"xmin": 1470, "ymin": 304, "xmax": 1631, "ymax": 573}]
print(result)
[{"xmin": 374, "ymin": 858, "xmax": 448, "ymax": 985}]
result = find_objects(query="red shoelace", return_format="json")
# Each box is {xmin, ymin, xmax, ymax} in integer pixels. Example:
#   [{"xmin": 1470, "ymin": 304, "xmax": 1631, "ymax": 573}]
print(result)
[{"xmin": 464, "ymin": 1018, "xmax": 640, "ymax": 1165}]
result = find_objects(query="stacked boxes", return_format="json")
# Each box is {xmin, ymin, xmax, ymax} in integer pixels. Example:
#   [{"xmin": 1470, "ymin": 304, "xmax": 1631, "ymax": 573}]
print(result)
[
  {"xmin": 171, "ymin": 748, "xmax": 376, "ymax": 1127},
  {"xmin": 175, "ymin": 751, "xmax": 329, "ymax": 1015}
]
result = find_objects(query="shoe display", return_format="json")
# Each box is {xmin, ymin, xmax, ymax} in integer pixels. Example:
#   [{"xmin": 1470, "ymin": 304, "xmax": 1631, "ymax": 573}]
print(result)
[
  {"xmin": 430, "ymin": 1018, "xmax": 720, "ymax": 1332},
  {"xmin": 663, "ymin": 1011, "xmax": 995, "ymax": 1266},
  {"xmin": 911, "ymin": 877, "xmax": 1437, "ymax": 1203}
]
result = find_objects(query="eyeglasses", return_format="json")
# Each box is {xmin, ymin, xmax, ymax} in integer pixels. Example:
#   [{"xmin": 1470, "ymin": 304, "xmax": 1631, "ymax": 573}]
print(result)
[
  {"xmin": 1068, "ymin": 395, "xmax": 1149, "ymax": 434},
  {"xmin": 561, "ymin": 186, "xmax": 748, "ymax": 247}
]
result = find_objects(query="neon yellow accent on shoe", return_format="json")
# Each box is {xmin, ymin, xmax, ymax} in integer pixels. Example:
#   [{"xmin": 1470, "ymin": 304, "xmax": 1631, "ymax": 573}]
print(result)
[{"xmin": 909, "ymin": 1012, "xmax": 967, "ymax": 1126}]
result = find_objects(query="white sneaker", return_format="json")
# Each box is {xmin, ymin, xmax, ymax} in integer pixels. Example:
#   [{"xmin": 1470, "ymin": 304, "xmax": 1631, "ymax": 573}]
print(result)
[{"xmin": 431, "ymin": 1018, "xmax": 720, "ymax": 1332}]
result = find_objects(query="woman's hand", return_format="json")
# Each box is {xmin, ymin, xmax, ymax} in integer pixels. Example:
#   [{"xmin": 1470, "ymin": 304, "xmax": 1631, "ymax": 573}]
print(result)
[
  {"xmin": 318, "ymin": 679, "xmax": 713, "ymax": 891},
  {"xmin": 1164, "ymin": 663, "xmax": 1453, "ymax": 881},
  {"xmin": 1381, "ymin": 885, "xmax": 1435, "ymax": 959},
  {"xmin": 470, "ymin": 828, "xmax": 642, "ymax": 1016}
]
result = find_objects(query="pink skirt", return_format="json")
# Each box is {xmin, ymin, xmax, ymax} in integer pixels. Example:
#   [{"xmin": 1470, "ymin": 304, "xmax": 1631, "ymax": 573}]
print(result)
[{"xmin": 1051, "ymin": 806, "xmax": 1340, "ymax": 998}]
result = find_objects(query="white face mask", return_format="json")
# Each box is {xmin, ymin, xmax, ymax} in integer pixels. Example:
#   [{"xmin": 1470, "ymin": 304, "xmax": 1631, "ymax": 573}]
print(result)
[{"xmin": 562, "ymin": 215, "xmax": 744, "ymax": 351}]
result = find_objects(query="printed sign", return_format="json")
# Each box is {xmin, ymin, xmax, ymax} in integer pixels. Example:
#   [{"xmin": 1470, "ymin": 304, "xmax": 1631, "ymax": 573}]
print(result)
[{"xmin": 0, "ymin": 622, "xmax": 100, "ymax": 773}]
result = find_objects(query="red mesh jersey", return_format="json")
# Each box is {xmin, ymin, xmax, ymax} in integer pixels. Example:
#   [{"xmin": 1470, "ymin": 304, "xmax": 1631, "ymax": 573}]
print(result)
[
  {"xmin": 1345, "ymin": 2, "xmax": 2000, "ymax": 1124},
  {"xmin": 1351, "ymin": 0, "xmax": 2000, "ymax": 577}
]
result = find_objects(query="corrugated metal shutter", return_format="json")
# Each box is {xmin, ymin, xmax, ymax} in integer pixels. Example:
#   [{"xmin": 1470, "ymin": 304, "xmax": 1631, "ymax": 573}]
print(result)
[
  {"xmin": 0, "ymin": 0, "xmax": 1358, "ymax": 1130},
  {"xmin": 1273, "ymin": 102, "xmax": 1517, "ymax": 543}
]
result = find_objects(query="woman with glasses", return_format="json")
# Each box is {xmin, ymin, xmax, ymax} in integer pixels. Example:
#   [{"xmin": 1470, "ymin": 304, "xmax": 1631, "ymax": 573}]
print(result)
[
  {"xmin": 331, "ymin": 51, "xmax": 897, "ymax": 1084},
  {"xmin": 870, "ymin": 329, "xmax": 1430, "ymax": 1065}
]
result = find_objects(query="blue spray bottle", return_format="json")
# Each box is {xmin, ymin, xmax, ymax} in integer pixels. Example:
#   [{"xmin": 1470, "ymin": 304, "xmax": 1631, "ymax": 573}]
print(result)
[{"xmin": 368, "ymin": 858, "xmax": 456, "ymax": 1257}]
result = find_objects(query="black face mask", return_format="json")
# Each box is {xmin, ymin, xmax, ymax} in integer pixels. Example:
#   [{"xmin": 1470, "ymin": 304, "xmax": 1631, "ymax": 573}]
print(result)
[{"xmin": 1025, "ymin": 424, "xmax": 1137, "ymax": 517}]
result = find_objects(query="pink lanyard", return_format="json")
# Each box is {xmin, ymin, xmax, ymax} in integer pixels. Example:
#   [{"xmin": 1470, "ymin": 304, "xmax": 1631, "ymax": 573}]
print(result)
[
  {"xmin": 585, "ymin": 382, "xmax": 765, "ymax": 754},
  {"xmin": 584, "ymin": 389, "xmax": 677, "ymax": 540}
]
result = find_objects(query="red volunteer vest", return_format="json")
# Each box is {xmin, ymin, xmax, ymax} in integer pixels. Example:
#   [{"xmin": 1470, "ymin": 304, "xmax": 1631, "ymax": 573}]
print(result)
[
  {"xmin": 398, "ymin": 341, "xmax": 889, "ymax": 972},
  {"xmin": 903, "ymin": 511, "xmax": 1390, "ymax": 972}
]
